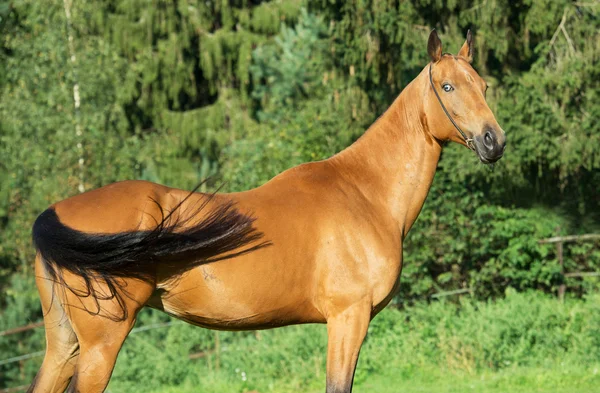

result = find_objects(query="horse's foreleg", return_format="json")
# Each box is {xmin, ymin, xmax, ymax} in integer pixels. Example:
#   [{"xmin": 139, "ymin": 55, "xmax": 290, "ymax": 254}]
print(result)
[{"xmin": 325, "ymin": 302, "xmax": 371, "ymax": 393}]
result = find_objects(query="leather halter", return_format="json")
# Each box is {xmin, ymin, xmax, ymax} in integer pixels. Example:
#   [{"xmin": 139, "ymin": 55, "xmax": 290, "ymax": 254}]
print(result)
[{"xmin": 428, "ymin": 63, "xmax": 475, "ymax": 151}]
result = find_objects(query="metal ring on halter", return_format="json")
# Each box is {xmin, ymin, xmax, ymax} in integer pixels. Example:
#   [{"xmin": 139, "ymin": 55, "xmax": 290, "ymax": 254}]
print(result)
[{"xmin": 428, "ymin": 63, "xmax": 475, "ymax": 151}]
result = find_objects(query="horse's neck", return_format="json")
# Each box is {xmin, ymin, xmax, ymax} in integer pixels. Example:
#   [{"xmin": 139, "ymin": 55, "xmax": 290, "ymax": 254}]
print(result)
[{"xmin": 331, "ymin": 71, "xmax": 442, "ymax": 236}]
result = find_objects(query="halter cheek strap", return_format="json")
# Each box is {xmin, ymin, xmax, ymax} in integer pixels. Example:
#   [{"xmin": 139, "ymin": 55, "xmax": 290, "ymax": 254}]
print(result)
[{"xmin": 428, "ymin": 63, "xmax": 475, "ymax": 151}]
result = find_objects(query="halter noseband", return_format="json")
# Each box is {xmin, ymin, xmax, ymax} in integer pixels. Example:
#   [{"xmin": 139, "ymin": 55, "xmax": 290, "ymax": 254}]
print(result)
[{"xmin": 428, "ymin": 63, "xmax": 475, "ymax": 151}]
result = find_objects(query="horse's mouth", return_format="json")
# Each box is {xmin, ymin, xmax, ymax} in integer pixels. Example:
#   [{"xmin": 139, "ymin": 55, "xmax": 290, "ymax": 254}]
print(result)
[{"xmin": 477, "ymin": 152, "xmax": 494, "ymax": 164}]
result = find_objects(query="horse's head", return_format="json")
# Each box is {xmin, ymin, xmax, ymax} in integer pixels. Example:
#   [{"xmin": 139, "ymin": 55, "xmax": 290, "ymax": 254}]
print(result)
[{"xmin": 424, "ymin": 29, "xmax": 506, "ymax": 164}]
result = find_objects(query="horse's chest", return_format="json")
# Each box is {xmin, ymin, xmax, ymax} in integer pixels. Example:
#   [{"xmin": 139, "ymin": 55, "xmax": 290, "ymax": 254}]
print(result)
[
  {"xmin": 369, "ymin": 252, "xmax": 403, "ymax": 312},
  {"xmin": 316, "ymin": 237, "xmax": 403, "ymax": 317}
]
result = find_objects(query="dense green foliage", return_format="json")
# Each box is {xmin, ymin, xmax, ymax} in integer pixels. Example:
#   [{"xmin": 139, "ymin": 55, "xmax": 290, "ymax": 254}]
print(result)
[{"xmin": 0, "ymin": 0, "xmax": 599, "ymax": 390}]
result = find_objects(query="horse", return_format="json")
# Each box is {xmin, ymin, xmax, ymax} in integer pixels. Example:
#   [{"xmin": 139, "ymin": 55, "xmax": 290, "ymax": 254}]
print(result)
[{"xmin": 28, "ymin": 29, "xmax": 505, "ymax": 393}]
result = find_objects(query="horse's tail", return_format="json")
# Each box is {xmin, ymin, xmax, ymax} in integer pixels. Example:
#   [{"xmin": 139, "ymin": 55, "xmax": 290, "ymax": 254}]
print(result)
[{"xmin": 32, "ymin": 187, "xmax": 268, "ymax": 320}]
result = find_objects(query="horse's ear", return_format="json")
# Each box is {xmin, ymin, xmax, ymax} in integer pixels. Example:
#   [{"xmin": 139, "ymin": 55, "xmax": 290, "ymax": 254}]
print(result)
[
  {"xmin": 427, "ymin": 29, "xmax": 442, "ymax": 62},
  {"xmin": 458, "ymin": 29, "xmax": 473, "ymax": 63}
]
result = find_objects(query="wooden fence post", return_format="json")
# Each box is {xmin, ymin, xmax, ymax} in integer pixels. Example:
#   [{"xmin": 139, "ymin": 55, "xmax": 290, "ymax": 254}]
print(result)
[{"xmin": 557, "ymin": 240, "xmax": 565, "ymax": 302}]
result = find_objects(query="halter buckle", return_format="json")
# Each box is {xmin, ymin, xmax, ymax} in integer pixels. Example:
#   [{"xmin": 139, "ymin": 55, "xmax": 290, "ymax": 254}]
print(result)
[{"xmin": 466, "ymin": 139, "xmax": 475, "ymax": 151}]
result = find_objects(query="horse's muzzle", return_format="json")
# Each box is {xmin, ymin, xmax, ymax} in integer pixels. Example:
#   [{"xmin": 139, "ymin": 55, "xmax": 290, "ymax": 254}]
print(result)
[{"xmin": 473, "ymin": 127, "xmax": 506, "ymax": 163}]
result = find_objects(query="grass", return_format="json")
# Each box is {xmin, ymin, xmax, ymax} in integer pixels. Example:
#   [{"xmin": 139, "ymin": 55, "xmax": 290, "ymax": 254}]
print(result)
[
  {"xmin": 145, "ymin": 363, "xmax": 600, "ymax": 393},
  {"xmin": 353, "ymin": 365, "xmax": 600, "ymax": 393}
]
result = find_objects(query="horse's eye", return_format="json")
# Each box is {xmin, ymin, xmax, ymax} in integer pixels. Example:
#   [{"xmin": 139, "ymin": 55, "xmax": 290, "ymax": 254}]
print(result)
[{"xmin": 442, "ymin": 84, "xmax": 454, "ymax": 92}]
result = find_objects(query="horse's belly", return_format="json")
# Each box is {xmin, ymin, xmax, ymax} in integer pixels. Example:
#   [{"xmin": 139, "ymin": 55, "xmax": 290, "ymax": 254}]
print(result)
[
  {"xmin": 152, "ymin": 261, "xmax": 324, "ymax": 330},
  {"xmin": 152, "ymin": 300, "xmax": 322, "ymax": 331}
]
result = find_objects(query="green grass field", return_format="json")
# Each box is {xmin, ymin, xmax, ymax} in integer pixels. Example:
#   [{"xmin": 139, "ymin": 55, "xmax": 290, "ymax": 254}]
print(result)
[
  {"xmin": 149, "ymin": 365, "xmax": 600, "ymax": 393},
  {"xmin": 354, "ymin": 365, "xmax": 600, "ymax": 393}
]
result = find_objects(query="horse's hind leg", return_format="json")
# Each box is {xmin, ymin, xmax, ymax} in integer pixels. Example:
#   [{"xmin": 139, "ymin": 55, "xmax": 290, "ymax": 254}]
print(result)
[
  {"xmin": 28, "ymin": 256, "xmax": 79, "ymax": 393},
  {"xmin": 64, "ymin": 276, "xmax": 154, "ymax": 393},
  {"xmin": 66, "ymin": 319, "xmax": 134, "ymax": 393}
]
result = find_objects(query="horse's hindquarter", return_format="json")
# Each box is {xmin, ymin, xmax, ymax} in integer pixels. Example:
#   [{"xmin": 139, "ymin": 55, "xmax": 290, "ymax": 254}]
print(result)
[
  {"xmin": 52, "ymin": 180, "xmax": 174, "ymax": 232},
  {"xmin": 156, "ymin": 162, "xmax": 404, "ymax": 328}
]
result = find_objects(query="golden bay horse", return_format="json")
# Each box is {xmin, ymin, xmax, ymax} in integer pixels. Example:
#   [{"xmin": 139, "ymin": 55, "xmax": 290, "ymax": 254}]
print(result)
[{"xmin": 29, "ymin": 30, "xmax": 505, "ymax": 393}]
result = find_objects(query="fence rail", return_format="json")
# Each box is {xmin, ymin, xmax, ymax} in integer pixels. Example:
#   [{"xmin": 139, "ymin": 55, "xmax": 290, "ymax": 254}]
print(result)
[
  {"xmin": 0, "ymin": 321, "xmax": 177, "ymax": 367},
  {"xmin": 430, "ymin": 288, "xmax": 471, "ymax": 298},
  {"xmin": 564, "ymin": 271, "xmax": 600, "ymax": 278},
  {"xmin": 0, "ymin": 385, "xmax": 30, "ymax": 393},
  {"xmin": 538, "ymin": 234, "xmax": 600, "ymax": 244},
  {"xmin": 0, "ymin": 322, "xmax": 43, "ymax": 337}
]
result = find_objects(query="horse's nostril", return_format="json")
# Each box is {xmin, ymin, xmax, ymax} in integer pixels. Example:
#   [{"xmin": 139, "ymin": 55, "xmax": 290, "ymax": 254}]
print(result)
[{"xmin": 484, "ymin": 131, "xmax": 493, "ymax": 149}]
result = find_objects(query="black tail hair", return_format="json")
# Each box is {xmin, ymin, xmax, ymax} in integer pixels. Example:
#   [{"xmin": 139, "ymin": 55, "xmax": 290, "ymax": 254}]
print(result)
[{"xmin": 32, "ymin": 184, "xmax": 269, "ymax": 320}]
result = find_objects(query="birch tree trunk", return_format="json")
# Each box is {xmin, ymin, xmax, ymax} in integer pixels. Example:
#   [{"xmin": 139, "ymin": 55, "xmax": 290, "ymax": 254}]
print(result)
[{"xmin": 62, "ymin": 0, "xmax": 85, "ymax": 193}]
